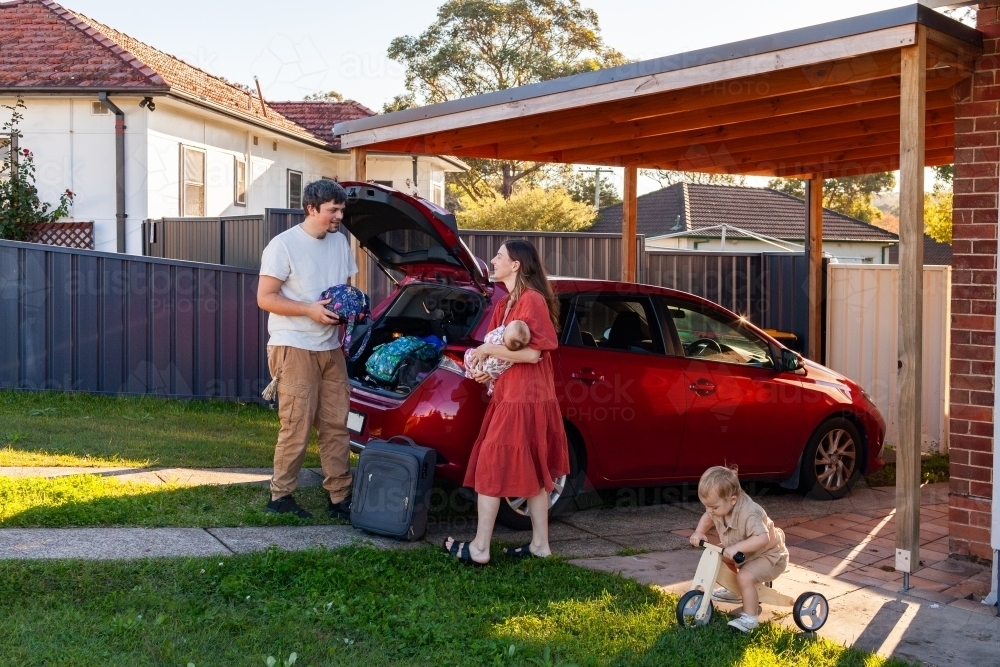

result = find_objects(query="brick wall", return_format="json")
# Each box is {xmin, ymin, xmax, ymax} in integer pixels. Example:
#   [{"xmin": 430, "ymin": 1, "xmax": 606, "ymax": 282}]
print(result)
[{"xmin": 949, "ymin": 3, "xmax": 999, "ymax": 563}]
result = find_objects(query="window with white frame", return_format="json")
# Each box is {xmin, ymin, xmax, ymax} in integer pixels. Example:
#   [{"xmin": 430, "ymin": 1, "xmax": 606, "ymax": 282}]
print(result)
[
  {"xmin": 288, "ymin": 170, "xmax": 303, "ymax": 209},
  {"xmin": 181, "ymin": 146, "xmax": 206, "ymax": 217},
  {"xmin": 432, "ymin": 182, "xmax": 444, "ymax": 206},
  {"xmin": 234, "ymin": 157, "xmax": 247, "ymax": 207}
]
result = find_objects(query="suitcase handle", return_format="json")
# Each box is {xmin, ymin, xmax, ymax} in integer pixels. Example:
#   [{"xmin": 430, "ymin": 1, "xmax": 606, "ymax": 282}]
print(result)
[
  {"xmin": 385, "ymin": 436, "xmax": 429, "ymax": 479},
  {"xmin": 386, "ymin": 435, "xmax": 419, "ymax": 448}
]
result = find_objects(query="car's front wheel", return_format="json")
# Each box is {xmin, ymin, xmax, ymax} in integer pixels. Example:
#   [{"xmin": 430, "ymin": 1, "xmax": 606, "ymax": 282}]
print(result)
[
  {"xmin": 496, "ymin": 437, "xmax": 581, "ymax": 531},
  {"xmin": 799, "ymin": 417, "xmax": 863, "ymax": 500}
]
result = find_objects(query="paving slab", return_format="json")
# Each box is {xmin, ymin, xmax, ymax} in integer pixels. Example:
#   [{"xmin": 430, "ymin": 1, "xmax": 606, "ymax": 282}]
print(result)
[{"xmin": 0, "ymin": 528, "xmax": 230, "ymax": 560}]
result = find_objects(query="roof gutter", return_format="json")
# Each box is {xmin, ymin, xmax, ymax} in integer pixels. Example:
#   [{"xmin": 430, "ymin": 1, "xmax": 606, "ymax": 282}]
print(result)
[{"xmin": 98, "ymin": 92, "xmax": 127, "ymax": 253}]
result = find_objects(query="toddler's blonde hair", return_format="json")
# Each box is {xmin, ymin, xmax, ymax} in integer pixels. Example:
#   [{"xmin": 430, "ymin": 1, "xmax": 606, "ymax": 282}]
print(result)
[{"xmin": 698, "ymin": 465, "xmax": 741, "ymax": 501}]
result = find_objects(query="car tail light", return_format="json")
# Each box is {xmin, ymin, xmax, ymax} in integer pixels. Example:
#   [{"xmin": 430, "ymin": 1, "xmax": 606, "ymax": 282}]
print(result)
[{"xmin": 438, "ymin": 350, "xmax": 465, "ymax": 376}]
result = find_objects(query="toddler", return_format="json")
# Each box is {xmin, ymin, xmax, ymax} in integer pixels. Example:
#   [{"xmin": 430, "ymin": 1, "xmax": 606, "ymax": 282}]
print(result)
[
  {"xmin": 464, "ymin": 320, "xmax": 531, "ymax": 395},
  {"xmin": 689, "ymin": 465, "xmax": 788, "ymax": 633}
]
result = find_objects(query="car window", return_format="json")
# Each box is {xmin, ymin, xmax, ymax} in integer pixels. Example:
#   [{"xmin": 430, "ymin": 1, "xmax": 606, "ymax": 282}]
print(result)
[
  {"xmin": 565, "ymin": 295, "xmax": 664, "ymax": 355},
  {"xmin": 666, "ymin": 301, "xmax": 773, "ymax": 368}
]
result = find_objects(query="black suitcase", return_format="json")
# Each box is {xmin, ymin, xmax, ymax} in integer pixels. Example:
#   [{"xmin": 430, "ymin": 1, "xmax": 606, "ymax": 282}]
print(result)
[{"xmin": 350, "ymin": 436, "xmax": 436, "ymax": 541}]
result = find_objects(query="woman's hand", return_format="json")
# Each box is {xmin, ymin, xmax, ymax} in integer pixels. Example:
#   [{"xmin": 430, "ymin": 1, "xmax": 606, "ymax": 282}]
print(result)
[{"xmin": 468, "ymin": 344, "xmax": 499, "ymax": 366}]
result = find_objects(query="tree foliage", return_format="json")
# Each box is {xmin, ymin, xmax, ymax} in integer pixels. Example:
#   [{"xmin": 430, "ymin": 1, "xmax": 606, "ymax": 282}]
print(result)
[
  {"xmin": 388, "ymin": 0, "xmax": 626, "ymax": 200},
  {"xmin": 455, "ymin": 187, "xmax": 596, "ymax": 231},
  {"xmin": 924, "ymin": 185, "xmax": 952, "ymax": 244},
  {"xmin": 1, "ymin": 98, "xmax": 74, "ymax": 241},
  {"xmin": 767, "ymin": 173, "xmax": 896, "ymax": 224},
  {"xmin": 302, "ymin": 90, "xmax": 343, "ymax": 102},
  {"xmin": 563, "ymin": 169, "xmax": 621, "ymax": 208}
]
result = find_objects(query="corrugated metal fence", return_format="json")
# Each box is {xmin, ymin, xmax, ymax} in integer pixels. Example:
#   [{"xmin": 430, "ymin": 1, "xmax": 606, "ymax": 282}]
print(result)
[
  {"xmin": 0, "ymin": 239, "xmax": 266, "ymax": 401},
  {"xmin": 826, "ymin": 264, "xmax": 951, "ymax": 451},
  {"xmin": 647, "ymin": 251, "xmax": 816, "ymax": 354}
]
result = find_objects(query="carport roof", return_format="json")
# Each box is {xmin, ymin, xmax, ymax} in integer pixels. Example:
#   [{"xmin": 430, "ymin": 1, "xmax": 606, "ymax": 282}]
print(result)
[{"xmin": 334, "ymin": 4, "xmax": 981, "ymax": 179}]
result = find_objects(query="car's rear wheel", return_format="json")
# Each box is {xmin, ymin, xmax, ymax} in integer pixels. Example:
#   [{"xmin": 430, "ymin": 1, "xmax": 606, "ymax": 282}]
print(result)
[
  {"xmin": 496, "ymin": 435, "xmax": 582, "ymax": 531},
  {"xmin": 799, "ymin": 417, "xmax": 863, "ymax": 500}
]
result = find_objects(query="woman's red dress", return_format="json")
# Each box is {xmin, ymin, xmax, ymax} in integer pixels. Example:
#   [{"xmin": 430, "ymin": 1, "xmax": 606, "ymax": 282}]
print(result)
[{"xmin": 463, "ymin": 288, "xmax": 570, "ymax": 498}]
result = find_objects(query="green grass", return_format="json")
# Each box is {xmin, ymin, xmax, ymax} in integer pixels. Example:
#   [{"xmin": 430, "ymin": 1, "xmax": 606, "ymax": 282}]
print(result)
[
  {"xmin": 864, "ymin": 452, "xmax": 950, "ymax": 488},
  {"xmin": 0, "ymin": 390, "xmax": 311, "ymax": 468},
  {"xmin": 0, "ymin": 474, "xmax": 476, "ymax": 528},
  {"xmin": 0, "ymin": 546, "xmax": 912, "ymax": 667},
  {"xmin": 0, "ymin": 475, "xmax": 341, "ymax": 528}
]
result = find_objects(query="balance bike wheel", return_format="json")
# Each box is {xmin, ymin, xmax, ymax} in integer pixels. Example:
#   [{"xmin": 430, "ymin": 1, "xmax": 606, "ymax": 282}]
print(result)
[
  {"xmin": 677, "ymin": 590, "xmax": 713, "ymax": 628},
  {"xmin": 792, "ymin": 591, "xmax": 829, "ymax": 632}
]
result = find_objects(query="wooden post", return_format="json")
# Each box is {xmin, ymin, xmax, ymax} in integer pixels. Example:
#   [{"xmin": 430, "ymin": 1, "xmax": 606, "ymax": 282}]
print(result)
[
  {"xmin": 621, "ymin": 166, "xmax": 638, "ymax": 282},
  {"xmin": 805, "ymin": 175, "xmax": 824, "ymax": 362},
  {"xmin": 349, "ymin": 148, "xmax": 369, "ymax": 295},
  {"xmin": 897, "ymin": 26, "xmax": 926, "ymax": 590}
]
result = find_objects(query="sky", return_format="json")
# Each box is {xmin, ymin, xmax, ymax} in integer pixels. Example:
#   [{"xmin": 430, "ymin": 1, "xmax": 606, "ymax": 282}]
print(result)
[{"xmin": 65, "ymin": 0, "xmax": 964, "ymax": 194}]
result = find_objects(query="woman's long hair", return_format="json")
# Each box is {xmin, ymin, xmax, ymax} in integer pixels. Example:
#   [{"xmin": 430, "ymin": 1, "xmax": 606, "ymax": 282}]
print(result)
[{"xmin": 503, "ymin": 240, "xmax": 560, "ymax": 332}]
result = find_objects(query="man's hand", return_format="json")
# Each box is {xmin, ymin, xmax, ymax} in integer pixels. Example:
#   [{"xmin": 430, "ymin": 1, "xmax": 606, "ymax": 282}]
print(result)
[
  {"xmin": 689, "ymin": 531, "xmax": 707, "ymax": 548},
  {"xmin": 305, "ymin": 299, "xmax": 341, "ymax": 326}
]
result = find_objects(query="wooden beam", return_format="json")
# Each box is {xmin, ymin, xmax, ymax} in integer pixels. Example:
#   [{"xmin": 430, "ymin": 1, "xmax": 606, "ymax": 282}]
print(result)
[
  {"xmin": 546, "ymin": 91, "xmax": 955, "ymax": 165},
  {"xmin": 340, "ymin": 26, "xmax": 917, "ymax": 150},
  {"xmin": 613, "ymin": 118, "xmax": 954, "ymax": 171},
  {"xmin": 621, "ymin": 167, "xmax": 638, "ymax": 283},
  {"xmin": 734, "ymin": 147, "xmax": 955, "ymax": 179},
  {"xmin": 896, "ymin": 25, "xmax": 926, "ymax": 587},
  {"xmin": 805, "ymin": 176, "xmax": 824, "ymax": 362},
  {"xmin": 349, "ymin": 148, "xmax": 369, "ymax": 296}
]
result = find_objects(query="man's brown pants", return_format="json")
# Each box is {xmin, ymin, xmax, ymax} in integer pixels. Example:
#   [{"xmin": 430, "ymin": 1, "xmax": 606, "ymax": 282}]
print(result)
[{"xmin": 267, "ymin": 346, "xmax": 352, "ymax": 503}]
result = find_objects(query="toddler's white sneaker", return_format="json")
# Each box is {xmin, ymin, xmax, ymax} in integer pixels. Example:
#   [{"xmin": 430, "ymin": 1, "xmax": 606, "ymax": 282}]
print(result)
[{"xmin": 727, "ymin": 613, "xmax": 759, "ymax": 633}]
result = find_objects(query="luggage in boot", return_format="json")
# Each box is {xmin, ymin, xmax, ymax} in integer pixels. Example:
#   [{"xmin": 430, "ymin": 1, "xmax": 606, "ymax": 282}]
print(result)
[{"xmin": 351, "ymin": 436, "xmax": 436, "ymax": 541}]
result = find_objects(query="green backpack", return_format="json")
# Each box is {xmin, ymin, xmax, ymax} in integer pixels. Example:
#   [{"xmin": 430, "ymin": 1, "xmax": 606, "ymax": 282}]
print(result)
[{"xmin": 365, "ymin": 337, "xmax": 439, "ymax": 385}]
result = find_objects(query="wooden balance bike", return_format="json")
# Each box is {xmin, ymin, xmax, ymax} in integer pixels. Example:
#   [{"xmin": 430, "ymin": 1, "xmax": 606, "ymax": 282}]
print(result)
[{"xmin": 677, "ymin": 540, "xmax": 829, "ymax": 633}]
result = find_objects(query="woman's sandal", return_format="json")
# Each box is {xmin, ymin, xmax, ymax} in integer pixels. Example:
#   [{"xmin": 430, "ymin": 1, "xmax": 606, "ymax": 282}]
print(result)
[
  {"xmin": 502, "ymin": 543, "xmax": 542, "ymax": 559},
  {"xmin": 442, "ymin": 538, "xmax": 489, "ymax": 567}
]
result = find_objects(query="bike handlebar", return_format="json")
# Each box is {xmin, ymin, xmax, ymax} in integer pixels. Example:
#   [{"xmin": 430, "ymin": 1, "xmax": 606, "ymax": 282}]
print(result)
[{"xmin": 697, "ymin": 539, "xmax": 744, "ymax": 564}]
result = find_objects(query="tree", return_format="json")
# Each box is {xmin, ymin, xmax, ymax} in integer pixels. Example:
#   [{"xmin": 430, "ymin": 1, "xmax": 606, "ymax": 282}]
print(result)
[
  {"xmin": 768, "ymin": 173, "xmax": 896, "ymax": 224},
  {"xmin": 932, "ymin": 164, "xmax": 953, "ymax": 186},
  {"xmin": 562, "ymin": 169, "xmax": 621, "ymax": 207},
  {"xmin": 642, "ymin": 169, "xmax": 745, "ymax": 188},
  {"xmin": 382, "ymin": 94, "xmax": 417, "ymax": 114},
  {"xmin": 303, "ymin": 90, "xmax": 344, "ymax": 102},
  {"xmin": 1, "ymin": 98, "xmax": 74, "ymax": 241},
  {"xmin": 924, "ymin": 185, "xmax": 952, "ymax": 244},
  {"xmin": 456, "ymin": 187, "xmax": 596, "ymax": 231},
  {"xmin": 387, "ymin": 0, "xmax": 626, "ymax": 200}
]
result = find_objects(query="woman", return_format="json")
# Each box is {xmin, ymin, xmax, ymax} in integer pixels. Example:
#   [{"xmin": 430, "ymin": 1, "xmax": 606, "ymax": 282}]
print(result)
[{"xmin": 443, "ymin": 240, "xmax": 569, "ymax": 565}]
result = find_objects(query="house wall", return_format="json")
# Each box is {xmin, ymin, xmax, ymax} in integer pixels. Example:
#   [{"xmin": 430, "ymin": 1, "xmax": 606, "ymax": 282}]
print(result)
[
  {"xmin": 646, "ymin": 236, "xmax": 895, "ymax": 263},
  {"xmin": 1, "ymin": 95, "xmax": 149, "ymax": 253},
  {"xmin": 3, "ymin": 95, "xmax": 458, "ymax": 255},
  {"xmin": 950, "ymin": 3, "xmax": 999, "ymax": 566}
]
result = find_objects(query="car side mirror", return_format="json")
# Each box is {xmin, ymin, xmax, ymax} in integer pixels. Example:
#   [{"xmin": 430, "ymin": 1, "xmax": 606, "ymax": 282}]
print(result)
[{"xmin": 781, "ymin": 349, "xmax": 805, "ymax": 374}]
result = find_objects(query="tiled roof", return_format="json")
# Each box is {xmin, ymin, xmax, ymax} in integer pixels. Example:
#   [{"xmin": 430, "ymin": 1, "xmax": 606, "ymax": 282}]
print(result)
[
  {"xmin": 888, "ymin": 235, "xmax": 952, "ymax": 265},
  {"xmin": 0, "ymin": 1, "xmax": 322, "ymax": 145},
  {"xmin": 268, "ymin": 101, "xmax": 375, "ymax": 149},
  {"xmin": 0, "ymin": 0, "xmax": 165, "ymax": 89},
  {"xmin": 592, "ymin": 183, "xmax": 899, "ymax": 243}
]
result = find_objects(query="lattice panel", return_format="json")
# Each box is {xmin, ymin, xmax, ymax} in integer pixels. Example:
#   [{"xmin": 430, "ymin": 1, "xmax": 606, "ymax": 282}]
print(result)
[{"xmin": 27, "ymin": 222, "xmax": 95, "ymax": 250}]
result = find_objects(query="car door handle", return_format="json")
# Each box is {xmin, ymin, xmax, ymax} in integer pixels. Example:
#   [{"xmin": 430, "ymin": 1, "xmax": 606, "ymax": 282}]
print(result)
[
  {"xmin": 688, "ymin": 379, "xmax": 716, "ymax": 395},
  {"xmin": 571, "ymin": 370, "xmax": 604, "ymax": 384}
]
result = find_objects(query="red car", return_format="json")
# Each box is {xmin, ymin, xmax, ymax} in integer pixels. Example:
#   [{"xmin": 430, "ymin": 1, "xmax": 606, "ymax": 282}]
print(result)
[{"xmin": 340, "ymin": 182, "xmax": 885, "ymax": 529}]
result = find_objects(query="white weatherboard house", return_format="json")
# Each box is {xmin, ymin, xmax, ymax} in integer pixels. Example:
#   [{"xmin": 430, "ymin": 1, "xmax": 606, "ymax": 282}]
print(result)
[{"xmin": 0, "ymin": 0, "xmax": 464, "ymax": 253}]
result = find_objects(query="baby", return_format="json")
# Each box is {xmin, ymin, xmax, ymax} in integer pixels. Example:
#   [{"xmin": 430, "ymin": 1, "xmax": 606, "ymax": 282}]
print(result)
[
  {"xmin": 464, "ymin": 320, "xmax": 531, "ymax": 395},
  {"xmin": 689, "ymin": 465, "xmax": 789, "ymax": 633}
]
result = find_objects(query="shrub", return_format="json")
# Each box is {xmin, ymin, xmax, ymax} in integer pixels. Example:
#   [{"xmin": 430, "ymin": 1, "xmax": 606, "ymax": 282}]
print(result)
[
  {"xmin": 456, "ymin": 187, "xmax": 596, "ymax": 232},
  {"xmin": 1, "ymin": 98, "xmax": 74, "ymax": 241}
]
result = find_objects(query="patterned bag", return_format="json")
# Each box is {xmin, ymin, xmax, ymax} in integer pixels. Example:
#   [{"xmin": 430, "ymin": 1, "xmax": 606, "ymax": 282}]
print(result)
[
  {"xmin": 365, "ymin": 336, "xmax": 440, "ymax": 386},
  {"xmin": 260, "ymin": 284, "xmax": 371, "ymax": 402},
  {"xmin": 321, "ymin": 284, "xmax": 373, "ymax": 363}
]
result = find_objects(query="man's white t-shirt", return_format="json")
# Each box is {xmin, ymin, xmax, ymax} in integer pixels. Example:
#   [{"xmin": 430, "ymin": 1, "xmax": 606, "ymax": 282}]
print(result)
[{"xmin": 259, "ymin": 225, "xmax": 359, "ymax": 351}]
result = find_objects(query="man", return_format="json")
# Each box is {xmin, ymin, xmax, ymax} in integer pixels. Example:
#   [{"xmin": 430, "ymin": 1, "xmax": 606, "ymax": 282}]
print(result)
[{"xmin": 258, "ymin": 179, "xmax": 358, "ymax": 519}]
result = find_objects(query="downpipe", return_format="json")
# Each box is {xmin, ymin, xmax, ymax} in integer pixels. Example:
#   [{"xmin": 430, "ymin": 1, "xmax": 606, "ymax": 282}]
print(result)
[{"xmin": 98, "ymin": 92, "xmax": 126, "ymax": 253}]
